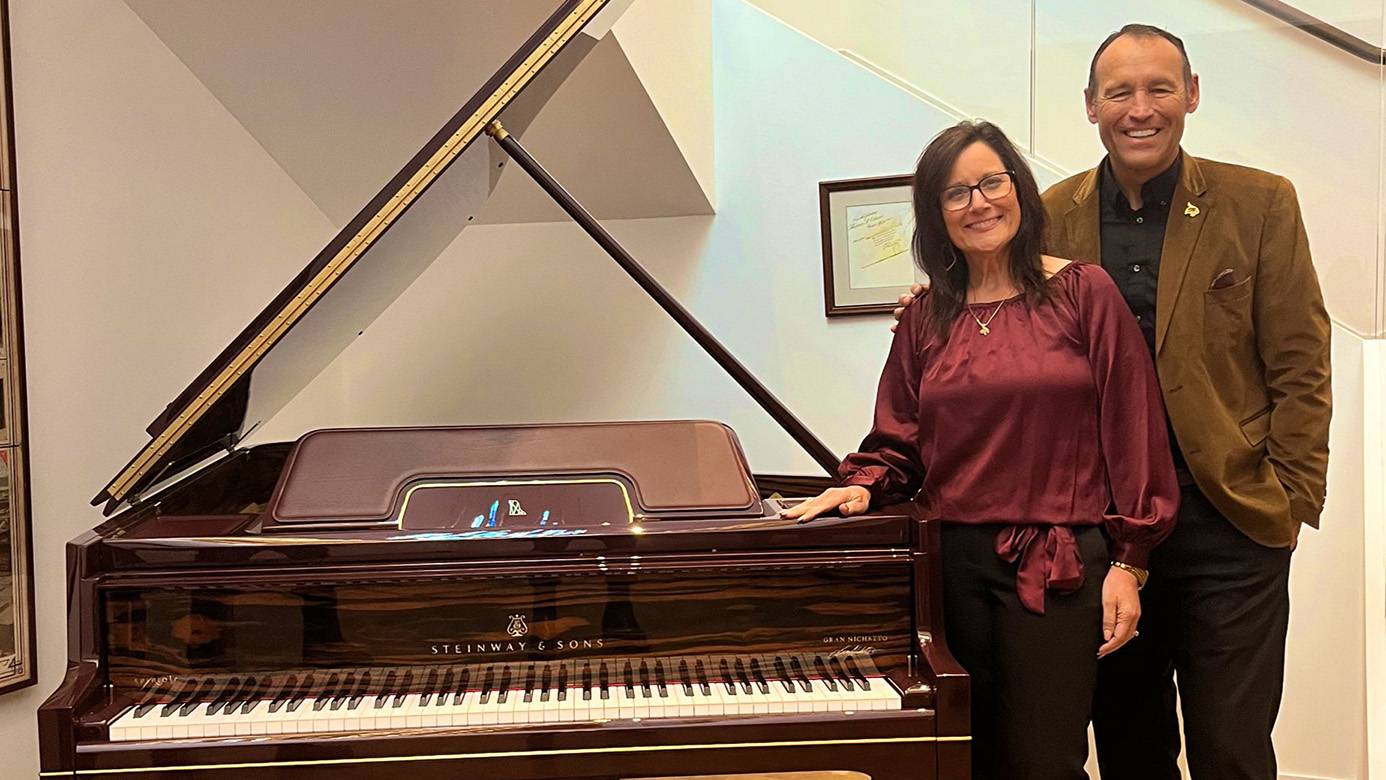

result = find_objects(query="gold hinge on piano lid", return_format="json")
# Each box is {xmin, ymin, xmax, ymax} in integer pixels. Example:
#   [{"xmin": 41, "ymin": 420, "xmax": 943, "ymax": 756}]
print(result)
[{"xmin": 126, "ymin": 431, "xmax": 241, "ymax": 509}]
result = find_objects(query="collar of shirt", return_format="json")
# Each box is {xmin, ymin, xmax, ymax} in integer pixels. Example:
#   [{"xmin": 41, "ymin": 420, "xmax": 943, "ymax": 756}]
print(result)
[{"xmin": 1099, "ymin": 154, "xmax": 1182, "ymax": 218}]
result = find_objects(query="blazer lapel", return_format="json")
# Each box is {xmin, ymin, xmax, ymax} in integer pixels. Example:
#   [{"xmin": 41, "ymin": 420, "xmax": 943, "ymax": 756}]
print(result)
[
  {"xmin": 1155, "ymin": 152, "xmax": 1211, "ymax": 354},
  {"xmin": 1061, "ymin": 168, "xmax": 1102, "ymax": 265}
]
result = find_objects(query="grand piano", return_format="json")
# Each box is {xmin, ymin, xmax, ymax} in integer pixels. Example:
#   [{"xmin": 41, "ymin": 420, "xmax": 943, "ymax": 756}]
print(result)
[{"xmin": 37, "ymin": 2, "xmax": 969, "ymax": 778}]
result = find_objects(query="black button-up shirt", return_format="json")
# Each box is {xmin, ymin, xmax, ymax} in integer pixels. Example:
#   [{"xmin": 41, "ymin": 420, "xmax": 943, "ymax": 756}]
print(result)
[
  {"xmin": 1098, "ymin": 156, "xmax": 1180, "ymax": 355},
  {"xmin": 1098, "ymin": 156, "xmax": 1186, "ymax": 469}
]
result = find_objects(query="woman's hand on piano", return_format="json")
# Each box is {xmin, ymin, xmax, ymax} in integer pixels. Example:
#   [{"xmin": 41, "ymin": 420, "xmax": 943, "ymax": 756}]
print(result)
[{"xmin": 779, "ymin": 486, "xmax": 872, "ymax": 524}]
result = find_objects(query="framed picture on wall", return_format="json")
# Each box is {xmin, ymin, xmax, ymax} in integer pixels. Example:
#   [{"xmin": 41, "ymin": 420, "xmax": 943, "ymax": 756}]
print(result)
[{"xmin": 819, "ymin": 174, "xmax": 927, "ymax": 317}]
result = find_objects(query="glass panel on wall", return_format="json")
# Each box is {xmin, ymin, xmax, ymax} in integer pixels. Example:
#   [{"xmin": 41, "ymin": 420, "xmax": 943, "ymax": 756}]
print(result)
[{"xmin": 744, "ymin": 0, "xmax": 1035, "ymax": 149}]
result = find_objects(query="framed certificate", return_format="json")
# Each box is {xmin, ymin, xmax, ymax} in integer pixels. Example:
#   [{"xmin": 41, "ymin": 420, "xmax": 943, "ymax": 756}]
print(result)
[{"xmin": 819, "ymin": 174, "xmax": 927, "ymax": 317}]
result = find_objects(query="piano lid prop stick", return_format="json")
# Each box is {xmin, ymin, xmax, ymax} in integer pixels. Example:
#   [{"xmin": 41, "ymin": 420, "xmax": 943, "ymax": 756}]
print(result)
[{"xmin": 484, "ymin": 120, "xmax": 840, "ymax": 477}]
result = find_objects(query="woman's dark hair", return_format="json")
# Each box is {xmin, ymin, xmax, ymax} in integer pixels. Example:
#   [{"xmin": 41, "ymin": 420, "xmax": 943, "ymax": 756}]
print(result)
[{"xmin": 911, "ymin": 120, "xmax": 1048, "ymax": 342}]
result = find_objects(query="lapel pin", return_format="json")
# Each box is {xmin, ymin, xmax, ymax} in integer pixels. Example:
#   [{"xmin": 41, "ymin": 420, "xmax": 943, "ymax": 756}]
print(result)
[{"xmin": 1184, "ymin": 202, "xmax": 1200, "ymax": 218}]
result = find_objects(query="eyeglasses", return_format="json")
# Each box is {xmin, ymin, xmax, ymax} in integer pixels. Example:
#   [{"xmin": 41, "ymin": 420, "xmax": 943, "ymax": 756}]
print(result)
[{"xmin": 940, "ymin": 171, "xmax": 1016, "ymax": 212}]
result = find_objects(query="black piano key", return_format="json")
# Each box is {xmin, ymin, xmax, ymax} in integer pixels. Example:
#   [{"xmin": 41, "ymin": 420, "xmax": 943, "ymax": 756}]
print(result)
[
  {"xmin": 241, "ymin": 676, "xmax": 271, "ymax": 714},
  {"xmin": 329, "ymin": 672, "xmax": 356, "ymax": 711},
  {"xmin": 497, "ymin": 665, "xmax": 514, "ymax": 704},
  {"xmin": 733, "ymin": 658, "xmax": 753, "ymax": 695},
  {"xmin": 181, "ymin": 677, "xmax": 219, "ymax": 717},
  {"xmin": 133, "ymin": 681, "xmax": 165, "ymax": 719},
  {"xmin": 654, "ymin": 659, "xmax": 669, "ymax": 698},
  {"xmin": 522, "ymin": 665, "xmax": 536, "ymax": 704},
  {"xmin": 392, "ymin": 670, "xmax": 412, "ymax": 708},
  {"xmin": 678, "ymin": 660, "xmax": 694, "ymax": 697},
  {"xmin": 773, "ymin": 656, "xmax": 796, "ymax": 693},
  {"xmin": 313, "ymin": 673, "xmax": 341, "ymax": 711},
  {"xmin": 638, "ymin": 660, "xmax": 652, "ymax": 698},
  {"xmin": 556, "ymin": 664, "xmax": 569, "ymax": 702},
  {"xmin": 154, "ymin": 678, "xmax": 193, "ymax": 718},
  {"xmin": 479, "ymin": 666, "xmax": 496, "ymax": 705},
  {"xmin": 845, "ymin": 656, "xmax": 872, "ymax": 690},
  {"xmin": 695, "ymin": 659, "xmax": 712, "ymax": 696},
  {"xmin": 349, "ymin": 671, "xmax": 372, "ymax": 710},
  {"xmin": 206, "ymin": 677, "xmax": 241, "ymax": 717},
  {"xmin": 581, "ymin": 662, "xmax": 592, "ymax": 701},
  {"xmin": 233, "ymin": 676, "xmax": 262, "ymax": 714},
  {"xmin": 269, "ymin": 674, "xmax": 299, "ymax": 714},
  {"xmin": 813, "ymin": 657, "xmax": 839, "ymax": 692},
  {"xmin": 218, "ymin": 677, "xmax": 246, "ymax": 716},
  {"xmin": 599, "ymin": 661, "xmax": 611, "ymax": 700},
  {"xmin": 419, "ymin": 668, "xmax": 439, "ymax": 707},
  {"xmin": 622, "ymin": 661, "xmax": 636, "ymax": 699},
  {"xmin": 539, "ymin": 664, "xmax": 553, "ymax": 703},
  {"xmin": 452, "ymin": 667, "xmax": 472, "ymax": 706},
  {"xmin": 718, "ymin": 659, "xmax": 736, "ymax": 695},
  {"xmin": 789, "ymin": 657, "xmax": 813, "ymax": 693},
  {"xmin": 375, "ymin": 670, "xmax": 398, "ymax": 709},
  {"xmin": 829, "ymin": 656, "xmax": 856, "ymax": 691},
  {"xmin": 750, "ymin": 658, "xmax": 771, "ymax": 694},
  {"xmin": 288, "ymin": 673, "xmax": 314, "ymax": 713}
]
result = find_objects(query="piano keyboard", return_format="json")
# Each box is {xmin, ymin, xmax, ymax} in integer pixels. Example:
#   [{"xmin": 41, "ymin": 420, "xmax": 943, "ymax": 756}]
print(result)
[{"xmin": 110, "ymin": 654, "xmax": 901, "ymax": 741}]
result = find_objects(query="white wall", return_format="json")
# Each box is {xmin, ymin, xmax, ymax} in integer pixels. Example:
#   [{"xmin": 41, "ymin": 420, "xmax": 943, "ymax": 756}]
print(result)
[
  {"xmin": 745, "ymin": 0, "xmax": 1034, "ymax": 148},
  {"xmin": 0, "ymin": 0, "xmax": 334, "ymax": 775},
  {"xmin": 1278, "ymin": 326, "xmax": 1370, "ymax": 780},
  {"xmin": 1364, "ymin": 340, "xmax": 1386, "ymax": 780},
  {"xmin": 257, "ymin": 0, "xmax": 962, "ymax": 477},
  {"xmin": 1, "ymin": 2, "xmax": 1379, "ymax": 780},
  {"xmin": 612, "ymin": 0, "xmax": 717, "ymax": 207}
]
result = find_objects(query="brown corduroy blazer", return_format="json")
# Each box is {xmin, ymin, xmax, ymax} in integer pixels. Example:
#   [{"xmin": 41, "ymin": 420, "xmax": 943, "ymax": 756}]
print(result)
[{"xmin": 1042, "ymin": 152, "xmax": 1331, "ymax": 547}]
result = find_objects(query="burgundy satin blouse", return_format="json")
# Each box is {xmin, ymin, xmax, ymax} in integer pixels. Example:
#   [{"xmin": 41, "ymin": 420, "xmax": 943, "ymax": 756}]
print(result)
[{"xmin": 839, "ymin": 262, "xmax": 1179, "ymax": 614}]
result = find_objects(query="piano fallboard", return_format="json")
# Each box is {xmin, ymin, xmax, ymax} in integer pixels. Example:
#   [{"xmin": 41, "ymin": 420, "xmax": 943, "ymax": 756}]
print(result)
[{"xmin": 102, "ymin": 552, "xmax": 915, "ymax": 686}]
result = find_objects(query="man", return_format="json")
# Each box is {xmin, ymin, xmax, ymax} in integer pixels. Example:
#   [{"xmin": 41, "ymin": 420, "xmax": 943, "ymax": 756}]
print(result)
[{"xmin": 894, "ymin": 24, "xmax": 1331, "ymax": 779}]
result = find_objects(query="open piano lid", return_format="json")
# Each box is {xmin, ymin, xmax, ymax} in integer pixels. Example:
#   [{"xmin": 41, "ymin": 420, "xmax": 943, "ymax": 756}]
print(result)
[{"xmin": 94, "ymin": 0, "xmax": 635, "ymax": 513}]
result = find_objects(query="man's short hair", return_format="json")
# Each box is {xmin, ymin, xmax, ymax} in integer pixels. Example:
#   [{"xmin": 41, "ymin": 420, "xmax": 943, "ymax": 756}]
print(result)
[{"xmin": 1087, "ymin": 24, "xmax": 1193, "ymax": 96}]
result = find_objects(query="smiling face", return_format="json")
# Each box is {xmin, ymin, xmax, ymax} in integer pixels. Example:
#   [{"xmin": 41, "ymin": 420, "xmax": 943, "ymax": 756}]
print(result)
[
  {"xmin": 941, "ymin": 141, "xmax": 1020, "ymax": 259},
  {"xmin": 1086, "ymin": 34, "xmax": 1199, "ymax": 182}
]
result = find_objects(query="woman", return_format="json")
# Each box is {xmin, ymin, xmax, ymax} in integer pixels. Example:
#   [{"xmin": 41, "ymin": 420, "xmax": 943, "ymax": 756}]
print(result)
[{"xmin": 783, "ymin": 121, "xmax": 1178, "ymax": 779}]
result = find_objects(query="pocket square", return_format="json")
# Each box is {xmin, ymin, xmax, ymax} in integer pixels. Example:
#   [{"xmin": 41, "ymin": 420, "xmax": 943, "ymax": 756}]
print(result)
[{"xmin": 1210, "ymin": 268, "xmax": 1239, "ymax": 290}]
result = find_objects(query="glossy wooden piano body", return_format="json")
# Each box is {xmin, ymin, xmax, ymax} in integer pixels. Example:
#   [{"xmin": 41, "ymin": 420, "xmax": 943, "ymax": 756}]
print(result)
[{"xmin": 41, "ymin": 425, "xmax": 968, "ymax": 779}]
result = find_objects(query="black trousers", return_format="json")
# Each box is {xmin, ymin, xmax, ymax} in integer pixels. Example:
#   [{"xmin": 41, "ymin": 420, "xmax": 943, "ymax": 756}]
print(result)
[
  {"xmin": 941, "ymin": 524, "xmax": 1108, "ymax": 780},
  {"xmin": 1092, "ymin": 485, "xmax": 1293, "ymax": 779}
]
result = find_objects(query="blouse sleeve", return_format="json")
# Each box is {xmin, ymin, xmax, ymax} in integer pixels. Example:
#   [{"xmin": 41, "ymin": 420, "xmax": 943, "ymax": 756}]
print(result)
[
  {"xmin": 1077, "ymin": 266, "xmax": 1180, "ymax": 567},
  {"xmin": 837, "ymin": 299, "xmax": 926, "ymax": 506}
]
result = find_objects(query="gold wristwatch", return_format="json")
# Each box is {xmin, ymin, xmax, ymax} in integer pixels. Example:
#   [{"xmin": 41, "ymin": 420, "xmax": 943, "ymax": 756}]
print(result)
[{"xmin": 1110, "ymin": 561, "xmax": 1149, "ymax": 589}]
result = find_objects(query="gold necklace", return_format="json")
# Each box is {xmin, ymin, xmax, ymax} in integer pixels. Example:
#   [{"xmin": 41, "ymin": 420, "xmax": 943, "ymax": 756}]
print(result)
[{"xmin": 968, "ymin": 299, "xmax": 1007, "ymax": 335}]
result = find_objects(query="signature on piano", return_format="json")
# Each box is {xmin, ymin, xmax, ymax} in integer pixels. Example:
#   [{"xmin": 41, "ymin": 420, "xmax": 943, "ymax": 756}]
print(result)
[{"xmin": 822, "ymin": 635, "xmax": 896, "ymax": 659}]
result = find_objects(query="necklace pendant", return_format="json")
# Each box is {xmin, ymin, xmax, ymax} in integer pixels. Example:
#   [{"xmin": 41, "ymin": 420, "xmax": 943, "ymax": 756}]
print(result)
[{"xmin": 979, "ymin": 324, "xmax": 990, "ymax": 336}]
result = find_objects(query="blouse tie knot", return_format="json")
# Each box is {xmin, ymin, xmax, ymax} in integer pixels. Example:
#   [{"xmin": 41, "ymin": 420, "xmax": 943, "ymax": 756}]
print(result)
[{"xmin": 994, "ymin": 525, "xmax": 1085, "ymax": 615}]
